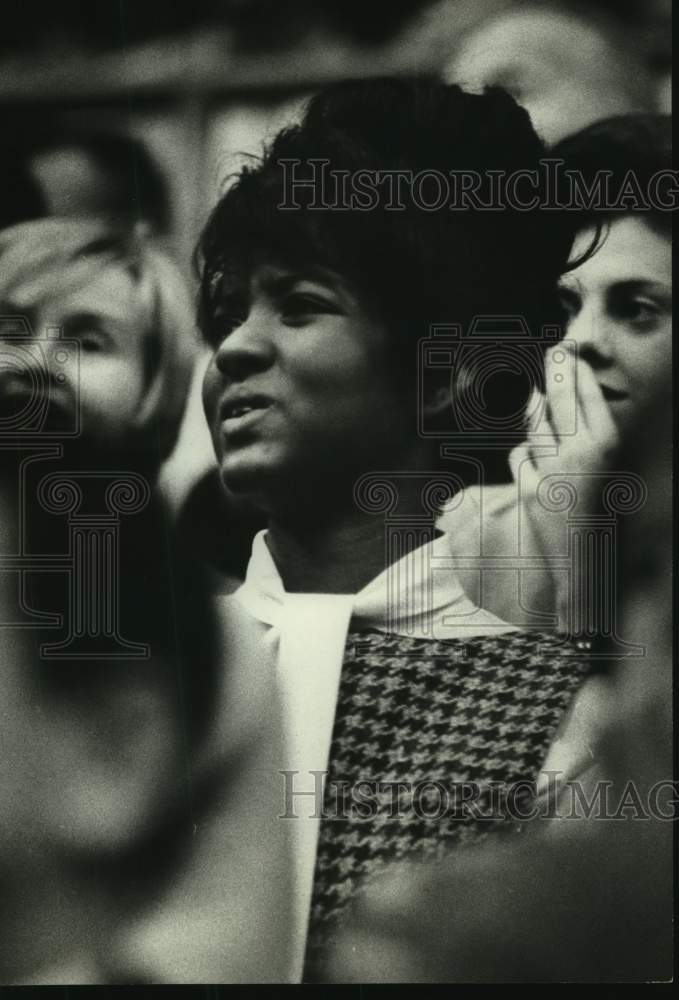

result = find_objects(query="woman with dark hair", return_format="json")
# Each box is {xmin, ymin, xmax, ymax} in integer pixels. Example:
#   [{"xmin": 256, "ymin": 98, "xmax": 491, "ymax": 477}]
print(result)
[
  {"xmin": 507, "ymin": 114, "xmax": 672, "ymax": 789},
  {"xmin": 502, "ymin": 113, "xmax": 672, "ymax": 632},
  {"xmin": 550, "ymin": 115, "xmax": 672, "ymax": 436},
  {"xmin": 440, "ymin": 112, "xmax": 671, "ymax": 852},
  {"xmin": 441, "ymin": 114, "xmax": 672, "ymax": 628},
  {"xmin": 116, "ymin": 77, "xmax": 594, "ymax": 984}
]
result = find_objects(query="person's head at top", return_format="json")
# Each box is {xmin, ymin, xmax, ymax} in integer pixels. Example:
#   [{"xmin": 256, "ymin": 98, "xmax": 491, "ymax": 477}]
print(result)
[
  {"xmin": 0, "ymin": 217, "xmax": 196, "ymax": 480},
  {"xmin": 28, "ymin": 128, "xmax": 171, "ymax": 238},
  {"xmin": 552, "ymin": 115, "xmax": 672, "ymax": 434},
  {"xmin": 443, "ymin": 4, "xmax": 653, "ymax": 144},
  {"xmin": 198, "ymin": 77, "xmax": 576, "ymax": 589}
]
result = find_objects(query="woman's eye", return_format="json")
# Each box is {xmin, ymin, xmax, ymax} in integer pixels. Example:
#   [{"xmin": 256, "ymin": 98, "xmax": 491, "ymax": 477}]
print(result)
[
  {"xmin": 556, "ymin": 289, "xmax": 578, "ymax": 324},
  {"xmin": 616, "ymin": 297, "xmax": 662, "ymax": 327},
  {"xmin": 282, "ymin": 293, "xmax": 336, "ymax": 321},
  {"xmin": 79, "ymin": 333, "xmax": 107, "ymax": 352}
]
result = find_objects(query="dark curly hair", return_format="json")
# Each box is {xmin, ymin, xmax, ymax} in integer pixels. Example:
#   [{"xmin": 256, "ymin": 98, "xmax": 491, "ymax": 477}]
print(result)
[
  {"xmin": 197, "ymin": 77, "xmax": 577, "ymax": 370},
  {"xmin": 551, "ymin": 114, "xmax": 673, "ymax": 239}
]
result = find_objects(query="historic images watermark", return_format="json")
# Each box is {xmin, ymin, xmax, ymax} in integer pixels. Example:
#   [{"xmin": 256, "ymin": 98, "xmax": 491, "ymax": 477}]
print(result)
[
  {"xmin": 0, "ymin": 316, "xmax": 81, "ymax": 438},
  {"xmin": 280, "ymin": 770, "xmax": 678, "ymax": 823},
  {"xmin": 417, "ymin": 316, "xmax": 568, "ymax": 445},
  {"xmin": 0, "ymin": 313, "xmax": 151, "ymax": 657},
  {"xmin": 348, "ymin": 312, "xmax": 651, "ymax": 648},
  {"xmin": 276, "ymin": 158, "xmax": 679, "ymax": 213}
]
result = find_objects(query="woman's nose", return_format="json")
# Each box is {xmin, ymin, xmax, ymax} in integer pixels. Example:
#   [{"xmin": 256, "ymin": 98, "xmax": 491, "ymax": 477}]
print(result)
[
  {"xmin": 566, "ymin": 305, "xmax": 614, "ymax": 368},
  {"xmin": 213, "ymin": 308, "xmax": 275, "ymax": 381}
]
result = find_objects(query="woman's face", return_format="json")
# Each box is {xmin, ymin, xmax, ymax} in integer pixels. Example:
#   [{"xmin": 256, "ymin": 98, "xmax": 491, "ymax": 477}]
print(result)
[
  {"xmin": 202, "ymin": 263, "xmax": 413, "ymax": 512},
  {"xmin": 0, "ymin": 263, "xmax": 147, "ymax": 449},
  {"xmin": 557, "ymin": 216, "xmax": 672, "ymax": 429}
]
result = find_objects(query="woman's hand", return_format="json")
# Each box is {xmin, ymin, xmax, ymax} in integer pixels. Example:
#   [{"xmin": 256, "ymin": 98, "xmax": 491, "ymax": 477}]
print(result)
[{"xmin": 509, "ymin": 346, "xmax": 620, "ymax": 631}]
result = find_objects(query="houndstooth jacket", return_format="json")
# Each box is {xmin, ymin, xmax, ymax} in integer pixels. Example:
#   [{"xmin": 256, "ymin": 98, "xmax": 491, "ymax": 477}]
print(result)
[{"xmin": 304, "ymin": 626, "xmax": 590, "ymax": 978}]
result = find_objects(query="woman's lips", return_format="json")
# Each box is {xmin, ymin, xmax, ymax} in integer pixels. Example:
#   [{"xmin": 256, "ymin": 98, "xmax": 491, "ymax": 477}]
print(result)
[{"xmin": 220, "ymin": 402, "xmax": 272, "ymax": 434}]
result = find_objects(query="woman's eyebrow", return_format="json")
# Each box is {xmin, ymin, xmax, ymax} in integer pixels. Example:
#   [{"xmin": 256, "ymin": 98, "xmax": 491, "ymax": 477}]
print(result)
[
  {"xmin": 261, "ymin": 269, "xmax": 343, "ymax": 297},
  {"xmin": 60, "ymin": 311, "xmax": 119, "ymax": 338},
  {"xmin": 608, "ymin": 279, "xmax": 672, "ymax": 300},
  {"xmin": 62, "ymin": 311, "xmax": 106, "ymax": 330}
]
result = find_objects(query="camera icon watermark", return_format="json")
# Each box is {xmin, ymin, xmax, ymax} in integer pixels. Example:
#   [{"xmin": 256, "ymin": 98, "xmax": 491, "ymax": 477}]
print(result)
[
  {"xmin": 0, "ymin": 316, "xmax": 80, "ymax": 440},
  {"xmin": 418, "ymin": 316, "xmax": 576, "ymax": 446}
]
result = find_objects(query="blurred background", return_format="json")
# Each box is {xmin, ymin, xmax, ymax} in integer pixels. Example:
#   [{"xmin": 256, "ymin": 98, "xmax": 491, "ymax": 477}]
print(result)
[
  {"xmin": 1, "ymin": 0, "xmax": 672, "ymax": 501},
  {"xmin": 1, "ymin": 0, "xmax": 671, "ymax": 266}
]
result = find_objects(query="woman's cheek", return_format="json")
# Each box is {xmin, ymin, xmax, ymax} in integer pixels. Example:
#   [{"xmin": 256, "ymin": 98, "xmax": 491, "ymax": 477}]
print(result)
[
  {"xmin": 202, "ymin": 365, "xmax": 219, "ymax": 422},
  {"xmin": 78, "ymin": 357, "xmax": 144, "ymax": 427}
]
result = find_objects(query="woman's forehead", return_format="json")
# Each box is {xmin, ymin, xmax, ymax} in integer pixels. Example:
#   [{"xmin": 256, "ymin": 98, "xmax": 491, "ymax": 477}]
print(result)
[
  {"xmin": 9, "ymin": 257, "xmax": 143, "ymax": 327},
  {"xmin": 567, "ymin": 217, "xmax": 672, "ymax": 288}
]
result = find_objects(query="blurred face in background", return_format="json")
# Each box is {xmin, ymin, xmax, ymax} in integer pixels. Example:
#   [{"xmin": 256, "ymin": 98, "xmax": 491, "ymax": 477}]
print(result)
[
  {"xmin": 31, "ymin": 146, "xmax": 113, "ymax": 219},
  {"xmin": 444, "ymin": 8, "xmax": 650, "ymax": 143},
  {"xmin": 0, "ymin": 260, "xmax": 147, "ymax": 449},
  {"xmin": 557, "ymin": 215, "xmax": 672, "ymax": 430}
]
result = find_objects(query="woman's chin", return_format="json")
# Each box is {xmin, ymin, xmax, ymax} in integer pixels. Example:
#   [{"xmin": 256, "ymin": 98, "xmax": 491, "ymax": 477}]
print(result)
[
  {"xmin": 219, "ymin": 452, "xmax": 330, "ymax": 517},
  {"xmin": 606, "ymin": 395, "xmax": 634, "ymax": 429},
  {"xmin": 219, "ymin": 452, "xmax": 281, "ymax": 502}
]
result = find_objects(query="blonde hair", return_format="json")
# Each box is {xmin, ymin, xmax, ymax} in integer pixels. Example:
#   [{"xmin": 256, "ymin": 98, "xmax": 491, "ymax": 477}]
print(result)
[{"xmin": 0, "ymin": 217, "xmax": 197, "ymax": 467}]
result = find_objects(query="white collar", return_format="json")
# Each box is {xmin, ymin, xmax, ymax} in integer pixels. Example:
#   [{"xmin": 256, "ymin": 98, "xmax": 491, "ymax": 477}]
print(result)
[{"xmin": 236, "ymin": 528, "xmax": 510, "ymax": 640}]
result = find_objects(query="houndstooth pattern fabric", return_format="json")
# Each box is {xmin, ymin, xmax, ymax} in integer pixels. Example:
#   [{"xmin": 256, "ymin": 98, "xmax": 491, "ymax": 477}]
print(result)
[{"xmin": 303, "ymin": 628, "xmax": 590, "ymax": 978}]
